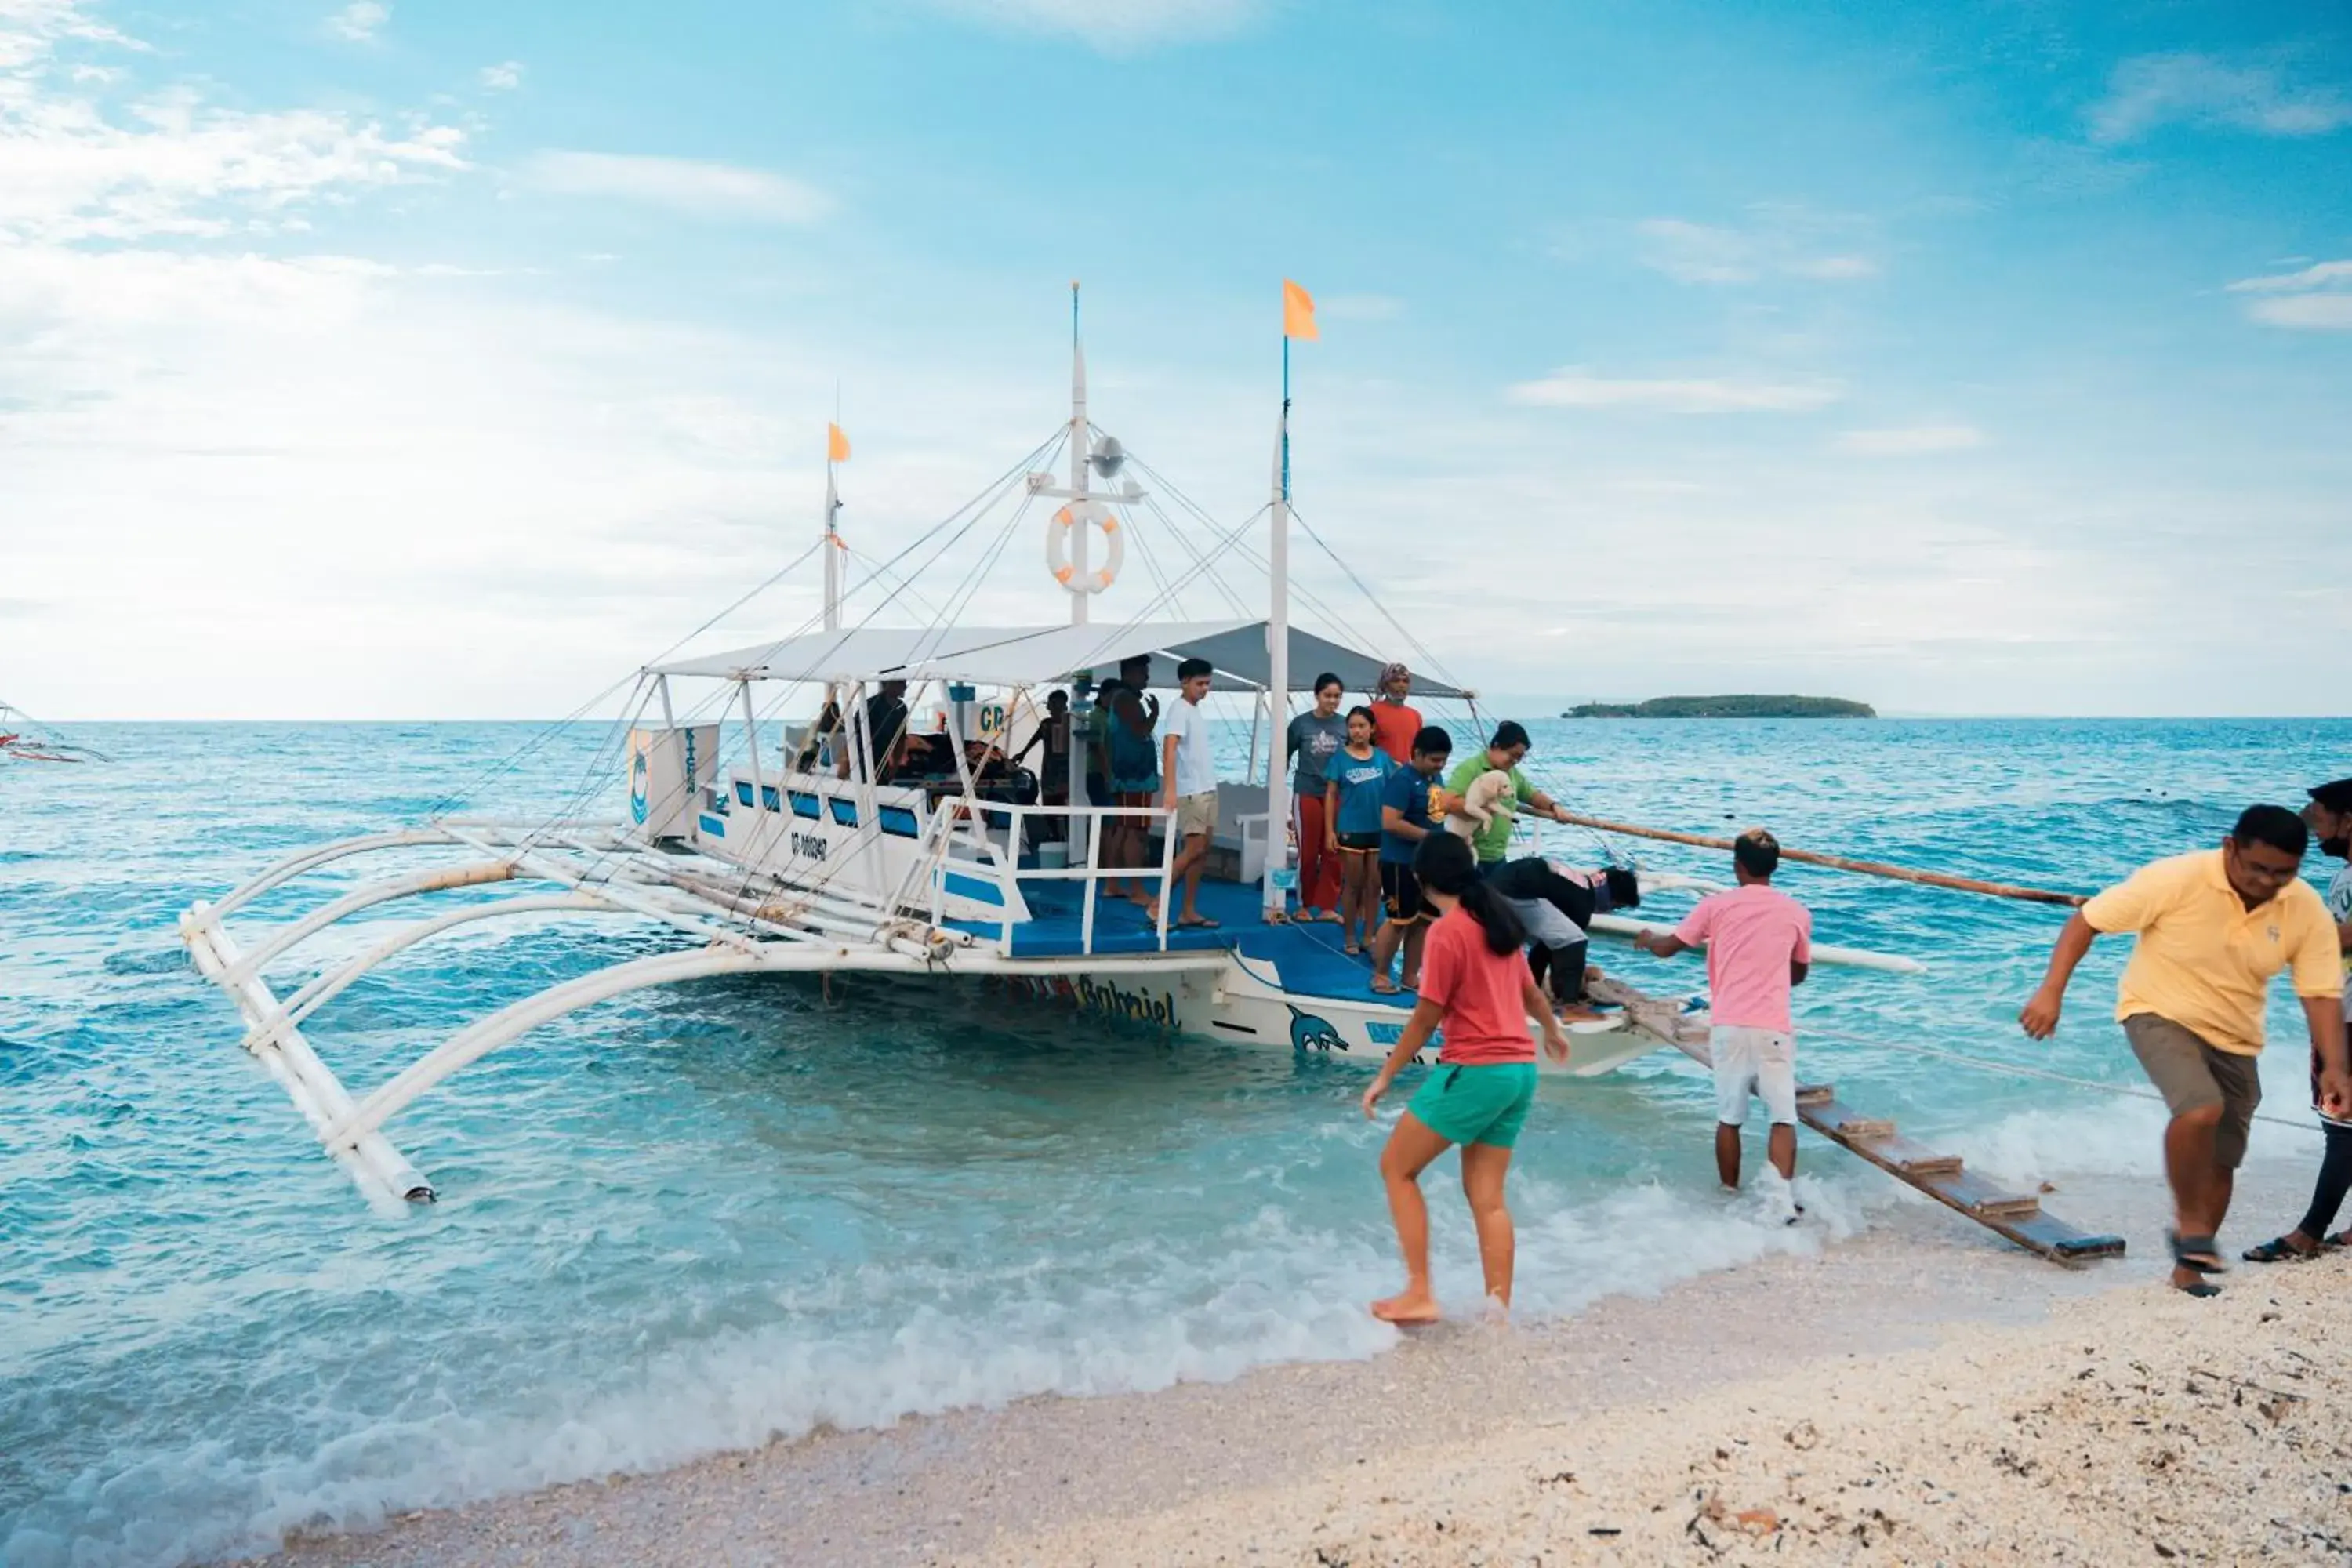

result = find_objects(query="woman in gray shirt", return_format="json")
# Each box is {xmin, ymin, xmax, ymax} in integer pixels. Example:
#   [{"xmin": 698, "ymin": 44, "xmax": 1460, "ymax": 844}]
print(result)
[{"xmin": 1286, "ymin": 673, "xmax": 1349, "ymax": 921}]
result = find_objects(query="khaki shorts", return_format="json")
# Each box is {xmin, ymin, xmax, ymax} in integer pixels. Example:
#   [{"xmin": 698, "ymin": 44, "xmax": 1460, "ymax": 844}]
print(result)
[
  {"xmin": 1174, "ymin": 790, "xmax": 1218, "ymax": 838},
  {"xmin": 2125, "ymin": 1013, "xmax": 2261, "ymax": 1168}
]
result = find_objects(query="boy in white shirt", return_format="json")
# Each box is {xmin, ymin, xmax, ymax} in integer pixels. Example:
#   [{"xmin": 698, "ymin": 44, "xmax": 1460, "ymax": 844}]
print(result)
[{"xmin": 1158, "ymin": 657, "xmax": 1220, "ymax": 928}]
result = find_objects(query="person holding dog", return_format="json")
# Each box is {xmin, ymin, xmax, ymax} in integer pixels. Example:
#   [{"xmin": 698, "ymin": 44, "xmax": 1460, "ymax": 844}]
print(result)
[{"xmin": 1443, "ymin": 720, "xmax": 1575, "ymax": 869}]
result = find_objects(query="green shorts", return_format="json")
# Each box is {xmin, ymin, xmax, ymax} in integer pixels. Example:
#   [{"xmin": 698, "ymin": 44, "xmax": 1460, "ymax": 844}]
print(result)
[{"xmin": 1406, "ymin": 1062, "xmax": 1539, "ymax": 1149}]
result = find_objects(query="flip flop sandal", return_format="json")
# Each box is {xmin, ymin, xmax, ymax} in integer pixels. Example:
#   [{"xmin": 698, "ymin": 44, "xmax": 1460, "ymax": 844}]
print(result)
[
  {"xmin": 2168, "ymin": 1229, "xmax": 2227, "ymax": 1275},
  {"xmin": 2241, "ymin": 1236, "xmax": 2321, "ymax": 1264},
  {"xmin": 2173, "ymin": 1279, "xmax": 2223, "ymax": 1299}
]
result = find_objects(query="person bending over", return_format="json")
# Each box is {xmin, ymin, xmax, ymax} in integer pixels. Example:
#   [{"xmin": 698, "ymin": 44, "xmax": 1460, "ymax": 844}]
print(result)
[{"xmin": 1485, "ymin": 857, "xmax": 1639, "ymax": 1021}]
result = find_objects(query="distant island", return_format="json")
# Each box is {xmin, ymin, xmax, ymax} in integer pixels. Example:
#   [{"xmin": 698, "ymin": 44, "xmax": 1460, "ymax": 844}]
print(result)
[{"xmin": 1563, "ymin": 695, "xmax": 1877, "ymax": 719}]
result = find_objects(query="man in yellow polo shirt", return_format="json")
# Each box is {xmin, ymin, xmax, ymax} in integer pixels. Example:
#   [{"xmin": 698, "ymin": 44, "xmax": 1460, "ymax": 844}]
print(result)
[{"xmin": 2020, "ymin": 804, "xmax": 2348, "ymax": 1297}]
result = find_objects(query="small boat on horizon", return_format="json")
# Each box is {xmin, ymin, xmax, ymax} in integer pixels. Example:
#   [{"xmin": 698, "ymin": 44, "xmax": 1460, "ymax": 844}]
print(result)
[{"xmin": 0, "ymin": 700, "xmax": 108, "ymax": 764}]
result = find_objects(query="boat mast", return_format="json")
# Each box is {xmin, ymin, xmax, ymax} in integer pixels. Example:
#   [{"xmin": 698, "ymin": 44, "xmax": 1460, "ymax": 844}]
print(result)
[
  {"xmin": 1261, "ymin": 328, "xmax": 1292, "ymax": 918},
  {"xmin": 1068, "ymin": 281, "xmax": 1088, "ymax": 629},
  {"xmin": 822, "ymin": 407, "xmax": 845, "ymax": 633}
]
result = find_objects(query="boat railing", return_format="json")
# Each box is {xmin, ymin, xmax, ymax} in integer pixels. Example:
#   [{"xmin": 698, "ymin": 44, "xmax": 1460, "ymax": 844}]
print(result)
[{"xmin": 925, "ymin": 798, "xmax": 1178, "ymax": 956}]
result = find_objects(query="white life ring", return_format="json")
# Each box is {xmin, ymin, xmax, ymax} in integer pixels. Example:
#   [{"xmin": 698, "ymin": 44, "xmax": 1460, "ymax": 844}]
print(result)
[{"xmin": 1046, "ymin": 499, "xmax": 1123, "ymax": 595}]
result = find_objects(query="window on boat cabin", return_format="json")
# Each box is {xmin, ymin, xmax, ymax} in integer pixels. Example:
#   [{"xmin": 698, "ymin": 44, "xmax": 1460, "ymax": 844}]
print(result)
[
  {"xmin": 829, "ymin": 797, "xmax": 860, "ymax": 827},
  {"xmin": 788, "ymin": 790, "xmax": 822, "ymax": 820},
  {"xmin": 760, "ymin": 784, "xmax": 782, "ymax": 813},
  {"xmin": 879, "ymin": 804, "xmax": 920, "ymax": 837},
  {"xmin": 735, "ymin": 780, "xmax": 756, "ymax": 809}
]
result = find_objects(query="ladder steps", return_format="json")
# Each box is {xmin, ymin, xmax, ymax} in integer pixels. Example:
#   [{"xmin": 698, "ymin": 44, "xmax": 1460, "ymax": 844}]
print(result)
[{"xmin": 1828, "ymin": 1114, "xmax": 1896, "ymax": 1139}]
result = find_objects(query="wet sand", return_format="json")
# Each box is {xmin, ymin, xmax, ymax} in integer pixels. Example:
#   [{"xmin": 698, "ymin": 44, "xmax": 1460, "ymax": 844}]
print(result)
[{"xmin": 237, "ymin": 1156, "xmax": 2352, "ymax": 1567}]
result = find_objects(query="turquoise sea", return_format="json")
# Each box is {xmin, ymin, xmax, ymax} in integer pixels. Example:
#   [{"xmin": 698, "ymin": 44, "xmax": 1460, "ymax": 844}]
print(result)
[{"xmin": 4, "ymin": 716, "xmax": 2348, "ymax": 1566}]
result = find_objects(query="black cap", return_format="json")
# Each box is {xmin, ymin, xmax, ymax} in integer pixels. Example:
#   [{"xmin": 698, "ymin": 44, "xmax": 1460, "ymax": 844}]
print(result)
[{"xmin": 2309, "ymin": 777, "xmax": 2352, "ymax": 812}]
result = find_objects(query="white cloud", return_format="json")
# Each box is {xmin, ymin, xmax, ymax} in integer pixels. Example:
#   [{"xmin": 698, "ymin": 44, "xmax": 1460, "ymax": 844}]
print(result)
[
  {"xmin": 2245, "ymin": 293, "xmax": 2352, "ymax": 331},
  {"xmin": 1635, "ymin": 212, "xmax": 1879, "ymax": 287},
  {"xmin": 521, "ymin": 150, "xmax": 830, "ymax": 223},
  {"xmin": 2223, "ymin": 256, "xmax": 2352, "ymax": 330},
  {"xmin": 2087, "ymin": 53, "xmax": 2352, "ymax": 144},
  {"xmin": 928, "ymin": 0, "xmax": 1262, "ymax": 52},
  {"xmin": 0, "ymin": 7, "xmax": 466, "ymax": 243},
  {"xmin": 1509, "ymin": 367, "xmax": 1843, "ymax": 414},
  {"xmin": 479, "ymin": 60, "xmax": 523, "ymax": 91},
  {"xmin": 1834, "ymin": 424, "xmax": 1985, "ymax": 456},
  {"xmin": 2227, "ymin": 259, "xmax": 2352, "ymax": 293},
  {"xmin": 325, "ymin": 1, "xmax": 388, "ymax": 45},
  {"xmin": 0, "ymin": 0, "xmax": 140, "ymax": 67}
]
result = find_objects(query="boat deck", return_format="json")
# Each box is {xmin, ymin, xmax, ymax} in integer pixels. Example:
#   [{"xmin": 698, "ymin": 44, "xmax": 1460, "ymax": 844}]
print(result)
[{"xmin": 949, "ymin": 874, "xmax": 1411, "ymax": 1006}]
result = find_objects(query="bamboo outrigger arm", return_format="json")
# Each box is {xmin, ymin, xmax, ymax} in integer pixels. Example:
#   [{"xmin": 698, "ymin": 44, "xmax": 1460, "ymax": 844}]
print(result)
[{"xmin": 1556, "ymin": 813, "xmax": 2089, "ymax": 907}]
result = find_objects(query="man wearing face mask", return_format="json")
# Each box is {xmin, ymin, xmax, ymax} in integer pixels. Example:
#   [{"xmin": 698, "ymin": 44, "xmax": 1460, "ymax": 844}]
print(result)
[
  {"xmin": 2239, "ymin": 778, "xmax": 2352, "ymax": 1263},
  {"xmin": 2019, "ymin": 804, "xmax": 2348, "ymax": 1297}
]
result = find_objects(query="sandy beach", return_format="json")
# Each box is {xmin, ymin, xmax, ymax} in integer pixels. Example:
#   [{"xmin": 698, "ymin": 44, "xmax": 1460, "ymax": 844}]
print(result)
[{"xmin": 240, "ymin": 1157, "xmax": 2352, "ymax": 1567}]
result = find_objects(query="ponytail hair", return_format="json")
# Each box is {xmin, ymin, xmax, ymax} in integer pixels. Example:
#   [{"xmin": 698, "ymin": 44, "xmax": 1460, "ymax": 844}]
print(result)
[{"xmin": 1413, "ymin": 832, "xmax": 1524, "ymax": 956}]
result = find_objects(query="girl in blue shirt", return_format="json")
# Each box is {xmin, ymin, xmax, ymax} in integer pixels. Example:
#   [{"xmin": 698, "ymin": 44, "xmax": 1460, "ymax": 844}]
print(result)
[{"xmin": 1323, "ymin": 706, "xmax": 1394, "ymax": 955}]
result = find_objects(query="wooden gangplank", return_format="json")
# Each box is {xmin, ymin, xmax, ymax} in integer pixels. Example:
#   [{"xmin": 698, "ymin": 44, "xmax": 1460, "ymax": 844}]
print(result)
[
  {"xmin": 1794, "ymin": 1083, "xmax": 2125, "ymax": 1265},
  {"xmin": 1584, "ymin": 978, "xmax": 2124, "ymax": 1266}
]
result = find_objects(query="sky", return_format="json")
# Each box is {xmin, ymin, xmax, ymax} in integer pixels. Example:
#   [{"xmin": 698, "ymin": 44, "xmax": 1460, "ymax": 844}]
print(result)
[{"xmin": 2, "ymin": 0, "xmax": 2347, "ymax": 720}]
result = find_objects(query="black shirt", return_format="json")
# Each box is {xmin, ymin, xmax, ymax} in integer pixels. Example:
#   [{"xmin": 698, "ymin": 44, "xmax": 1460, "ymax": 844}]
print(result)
[
  {"xmin": 862, "ymin": 693, "xmax": 909, "ymax": 777},
  {"xmin": 1481, "ymin": 857, "xmax": 1597, "ymax": 931}
]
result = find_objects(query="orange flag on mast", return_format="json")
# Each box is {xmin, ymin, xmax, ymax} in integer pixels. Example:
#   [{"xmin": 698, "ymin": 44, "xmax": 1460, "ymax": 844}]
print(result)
[
  {"xmin": 827, "ymin": 423, "xmax": 851, "ymax": 463},
  {"xmin": 1282, "ymin": 278, "xmax": 1318, "ymax": 341}
]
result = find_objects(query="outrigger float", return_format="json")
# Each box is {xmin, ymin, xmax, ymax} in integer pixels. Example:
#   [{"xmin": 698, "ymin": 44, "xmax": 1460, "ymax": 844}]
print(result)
[{"xmin": 177, "ymin": 290, "xmax": 2119, "ymax": 1264}]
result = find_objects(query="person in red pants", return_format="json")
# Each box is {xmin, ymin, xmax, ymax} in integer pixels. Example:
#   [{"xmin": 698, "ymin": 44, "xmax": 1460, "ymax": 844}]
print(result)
[{"xmin": 1285, "ymin": 672, "xmax": 1348, "ymax": 921}]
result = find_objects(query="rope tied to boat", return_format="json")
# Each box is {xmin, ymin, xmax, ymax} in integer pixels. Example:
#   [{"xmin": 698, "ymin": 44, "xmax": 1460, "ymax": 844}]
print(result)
[{"xmin": 1802, "ymin": 1025, "xmax": 2328, "ymax": 1136}]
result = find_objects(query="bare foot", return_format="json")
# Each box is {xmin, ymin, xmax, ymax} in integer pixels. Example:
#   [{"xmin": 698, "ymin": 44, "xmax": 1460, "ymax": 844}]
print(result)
[
  {"xmin": 1479, "ymin": 1292, "xmax": 1511, "ymax": 1326},
  {"xmin": 1370, "ymin": 1290, "xmax": 1441, "ymax": 1324}
]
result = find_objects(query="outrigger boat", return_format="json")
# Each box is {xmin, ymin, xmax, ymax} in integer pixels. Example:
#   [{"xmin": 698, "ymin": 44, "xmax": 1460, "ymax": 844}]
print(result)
[
  {"xmin": 180, "ymin": 292, "xmax": 1927, "ymax": 1218},
  {"xmin": 1, "ymin": 701, "xmax": 107, "ymax": 764}
]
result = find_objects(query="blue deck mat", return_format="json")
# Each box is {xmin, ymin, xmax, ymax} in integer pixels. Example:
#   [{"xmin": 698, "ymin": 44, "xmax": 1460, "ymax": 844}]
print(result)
[{"xmin": 946, "ymin": 874, "xmax": 1404, "ymax": 1005}]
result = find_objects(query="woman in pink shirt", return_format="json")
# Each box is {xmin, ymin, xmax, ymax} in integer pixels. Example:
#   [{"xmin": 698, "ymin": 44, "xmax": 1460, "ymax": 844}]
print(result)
[
  {"xmin": 1361, "ymin": 833, "xmax": 1570, "ymax": 1323},
  {"xmin": 1635, "ymin": 828, "xmax": 1812, "ymax": 1198}
]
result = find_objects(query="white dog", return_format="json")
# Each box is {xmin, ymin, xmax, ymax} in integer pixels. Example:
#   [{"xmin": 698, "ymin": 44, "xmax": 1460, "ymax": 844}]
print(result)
[{"xmin": 1443, "ymin": 768, "xmax": 1517, "ymax": 840}]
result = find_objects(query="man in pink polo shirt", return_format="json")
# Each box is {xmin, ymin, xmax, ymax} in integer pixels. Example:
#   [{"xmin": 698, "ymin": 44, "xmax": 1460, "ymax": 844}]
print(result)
[{"xmin": 1634, "ymin": 828, "xmax": 1813, "ymax": 1194}]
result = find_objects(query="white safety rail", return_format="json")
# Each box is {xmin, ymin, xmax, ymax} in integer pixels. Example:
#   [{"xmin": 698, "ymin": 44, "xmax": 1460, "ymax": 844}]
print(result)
[{"xmin": 927, "ymin": 798, "xmax": 1181, "ymax": 956}]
